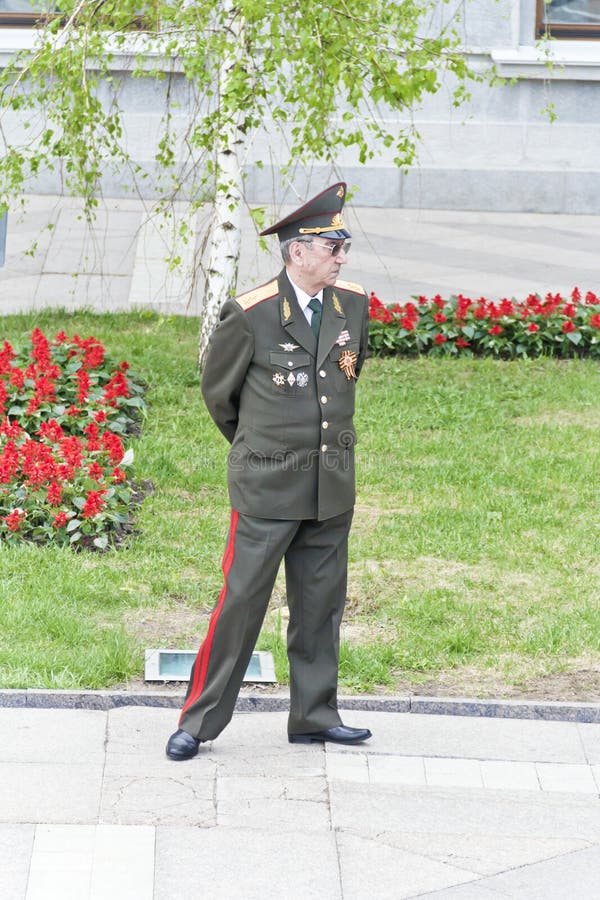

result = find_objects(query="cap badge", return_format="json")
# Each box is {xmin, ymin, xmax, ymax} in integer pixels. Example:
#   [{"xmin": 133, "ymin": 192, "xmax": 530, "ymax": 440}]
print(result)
[
  {"xmin": 339, "ymin": 349, "xmax": 358, "ymax": 381},
  {"xmin": 336, "ymin": 186, "xmax": 344, "ymax": 198}
]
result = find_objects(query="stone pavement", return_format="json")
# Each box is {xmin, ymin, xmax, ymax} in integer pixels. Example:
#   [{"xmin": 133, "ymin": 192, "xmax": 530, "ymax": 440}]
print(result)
[
  {"xmin": 0, "ymin": 195, "xmax": 598, "ymax": 317},
  {"xmin": 5, "ymin": 703, "xmax": 600, "ymax": 899}
]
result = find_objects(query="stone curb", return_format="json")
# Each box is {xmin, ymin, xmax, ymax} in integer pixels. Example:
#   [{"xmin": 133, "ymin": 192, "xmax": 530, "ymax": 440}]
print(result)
[{"xmin": 2, "ymin": 689, "xmax": 600, "ymax": 723}]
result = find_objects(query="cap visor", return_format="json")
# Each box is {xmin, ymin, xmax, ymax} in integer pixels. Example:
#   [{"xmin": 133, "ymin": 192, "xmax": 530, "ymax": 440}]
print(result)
[{"xmin": 318, "ymin": 228, "xmax": 351, "ymax": 240}]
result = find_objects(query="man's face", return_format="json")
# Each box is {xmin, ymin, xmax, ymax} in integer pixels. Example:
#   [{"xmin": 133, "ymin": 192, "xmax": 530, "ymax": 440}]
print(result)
[{"xmin": 296, "ymin": 239, "xmax": 349, "ymax": 291}]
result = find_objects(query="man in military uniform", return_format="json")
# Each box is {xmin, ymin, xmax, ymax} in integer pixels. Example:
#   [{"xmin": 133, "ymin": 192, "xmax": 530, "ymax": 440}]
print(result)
[{"xmin": 166, "ymin": 182, "xmax": 371, "ymax": 760}]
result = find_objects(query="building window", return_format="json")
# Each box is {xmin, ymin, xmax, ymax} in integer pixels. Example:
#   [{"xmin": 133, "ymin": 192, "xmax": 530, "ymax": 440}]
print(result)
[
  {"xmin": 0, "ymin": 1, "xmax": 50, "ymax": 27},
  {"xmin": 537, "ymin": 0, "xmax": 600, "ymax": 37}
]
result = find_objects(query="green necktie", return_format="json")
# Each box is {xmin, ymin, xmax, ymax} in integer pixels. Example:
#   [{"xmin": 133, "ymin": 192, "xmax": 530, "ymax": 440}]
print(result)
[{"xmin": 308, "ymin": 297, "xmax": 322, "ymax": 338}]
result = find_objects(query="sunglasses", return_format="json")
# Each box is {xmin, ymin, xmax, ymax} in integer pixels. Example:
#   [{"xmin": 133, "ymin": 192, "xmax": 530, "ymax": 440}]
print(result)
[{"xmin": 310, "ymin": 239, "xmax": 352, "ymax": 257}]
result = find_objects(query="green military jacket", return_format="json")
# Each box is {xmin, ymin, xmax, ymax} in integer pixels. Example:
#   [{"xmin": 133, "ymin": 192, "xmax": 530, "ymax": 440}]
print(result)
[{"xmin": 201, "ymin": 269, "xmax": 369, "ymax": 521}]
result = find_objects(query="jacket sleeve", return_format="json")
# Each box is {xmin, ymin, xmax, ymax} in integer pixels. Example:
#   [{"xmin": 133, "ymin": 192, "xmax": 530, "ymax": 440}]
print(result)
[
  {"xmin": 355, "ymin": 293, "xmax": 370, "ymax": 379},
  {"xmin": 200, "ymin": 300, "xmax": 255, "ymax": 443}
]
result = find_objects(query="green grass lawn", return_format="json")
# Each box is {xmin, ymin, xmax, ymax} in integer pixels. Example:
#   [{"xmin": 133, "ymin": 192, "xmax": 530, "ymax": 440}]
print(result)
[{"xmin": 1, "ymin": 310, "xmax": 599, "ymax": 698}]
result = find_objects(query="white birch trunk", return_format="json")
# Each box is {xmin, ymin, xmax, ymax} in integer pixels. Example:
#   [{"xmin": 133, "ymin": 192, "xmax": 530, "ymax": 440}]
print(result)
[{"xmin": 198, "ymin": 4, "xmax": 246, "ymax": 370}]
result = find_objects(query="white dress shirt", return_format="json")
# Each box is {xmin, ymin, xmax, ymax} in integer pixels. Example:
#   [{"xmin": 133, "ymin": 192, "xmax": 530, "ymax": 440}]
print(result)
[{"xmin": 287, "ymin": 274, "xmax": 323, "ymax": 327}]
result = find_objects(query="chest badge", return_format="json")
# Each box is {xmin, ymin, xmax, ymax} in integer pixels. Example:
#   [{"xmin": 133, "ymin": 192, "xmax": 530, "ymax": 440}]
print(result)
[
  {"xmin": 272, "ymin": 372, "xmax": 285, "ymax": 387},
  {"xmin": 339, "ymin": 349, "xmax": 358, "ymax": 381},
  {"xmin": 336, "ymin": 330, "xmax": 351, "ymax": 346},
  {"xmin": 279, "ymin": 342, "xmax": 299, "ymax": 352},
  {"xmin": 296, "ymin": 372, "xmax": 309, "ymax": 388}
]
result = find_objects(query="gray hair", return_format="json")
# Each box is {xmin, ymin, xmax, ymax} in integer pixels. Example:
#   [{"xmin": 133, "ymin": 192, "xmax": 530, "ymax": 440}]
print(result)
[{"xmin": 280, "ymin": 236, "xmax": 313, "ymax": 263}]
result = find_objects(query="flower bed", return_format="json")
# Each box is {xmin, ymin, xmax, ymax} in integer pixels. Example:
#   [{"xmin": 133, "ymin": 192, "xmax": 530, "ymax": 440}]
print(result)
[
  {"xmin": 0, "ymin": 328, "xmax": 146, "ymax": 548},
  {"xmin": 368, "ymin": 288, "xmax": 600, "ymax": 358}
]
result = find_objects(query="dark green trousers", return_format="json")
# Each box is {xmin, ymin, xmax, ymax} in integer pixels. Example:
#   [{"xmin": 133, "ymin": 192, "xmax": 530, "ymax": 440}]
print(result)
[{"xmin": 179, "ymin": 507, "xmax": 353, "ymax": 741}]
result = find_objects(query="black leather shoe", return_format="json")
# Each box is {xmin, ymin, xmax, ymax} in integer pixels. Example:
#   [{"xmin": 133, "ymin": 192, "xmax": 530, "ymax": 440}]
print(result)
[
  {"xmin": 166, "ymin": 729, "xmax": 200, "ymax": 760},
  {"xmin": 289, "ymin": 725, "xmax": 372, "ymax": 745}
]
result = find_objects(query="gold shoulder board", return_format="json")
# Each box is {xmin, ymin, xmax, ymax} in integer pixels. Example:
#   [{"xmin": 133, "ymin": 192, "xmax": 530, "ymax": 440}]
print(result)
[
  {"xmin": 235, "ymin": 279, "xmax": 279, "ymax": 311},
  {"xmin": 334, "ymin": 278, "xmax": 366, "ymax": 296}
]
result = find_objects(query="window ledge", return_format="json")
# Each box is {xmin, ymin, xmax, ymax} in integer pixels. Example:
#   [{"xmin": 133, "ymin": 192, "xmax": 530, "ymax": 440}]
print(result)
[
  {"xmin": 0, "ymin": 28, "xmax": 179, "ymax": 70},
  {"xmin": 492, "ymin": 43, "xmax": 600, "ymax": 80}
]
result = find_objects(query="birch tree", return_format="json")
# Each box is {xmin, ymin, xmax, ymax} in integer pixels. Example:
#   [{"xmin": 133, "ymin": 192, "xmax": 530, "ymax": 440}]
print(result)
[{"xmin": 0, "ymin": 0, "xmax": 476, "ymax": 366}]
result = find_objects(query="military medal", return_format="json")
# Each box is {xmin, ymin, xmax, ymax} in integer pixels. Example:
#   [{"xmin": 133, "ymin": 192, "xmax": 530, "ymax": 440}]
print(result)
[
  {"xmin": 296, "ymin": 372, "xmax": 309, "ymax": 388},
  {"xmin": 287, "ymin": 372, "xmax": 296, "ymax": 386},
  {"xmin": 272, "ymin": 372, "xmax": 285, "ymax": 387},
  {"xmin": 336, "ymin": 330, "xmax": 351, "ymax": 346},
  {"xmin": 339, "ymin": 349, "xmax": 358, "ymax": 381}
]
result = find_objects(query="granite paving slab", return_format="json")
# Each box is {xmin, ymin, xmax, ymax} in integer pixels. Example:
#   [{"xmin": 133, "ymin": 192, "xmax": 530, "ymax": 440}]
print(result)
[
  {"xmin": 324, "ymin": 711, "xmax": 591, "ymax": 763},
  {"xmin": 0, "ymin": 708, "xmax": 107, "ymax": 764},
  {"xmin": 418, "ymin": 844, "xmax": 600, "ymax": 898},
  {"xmin": 154, "ymin": 826, "xmax": 342, "ymax": 900},
  {"xmin": 0, "ymin": 762, "xmax": 103, "ymax": 824},
  {"xmin": 329, "ymin": 781, "xmax": 600, "ymax": 842},
  {"xmin": 335, "ymin": 831, "xmax": 479, "ymax": 900},
  {"xmin": 0, "ymin": 824, "xmax": 35, "ymax": 900}
]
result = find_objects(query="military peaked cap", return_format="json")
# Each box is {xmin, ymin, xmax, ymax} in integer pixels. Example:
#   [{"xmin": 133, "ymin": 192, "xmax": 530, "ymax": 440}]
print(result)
[{"xmin": 260, "ymin": 182, "xmax": 351, "ymax": 242}]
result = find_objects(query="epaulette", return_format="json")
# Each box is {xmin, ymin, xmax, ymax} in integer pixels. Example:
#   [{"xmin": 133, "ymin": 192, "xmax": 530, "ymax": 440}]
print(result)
[
  {"xmin": 235, "ymin": 279, "xmax": 279, "ymax": 311},
  {"xmin": 334, "ymin": 278, "xmax": 366, "ymax": 295}
]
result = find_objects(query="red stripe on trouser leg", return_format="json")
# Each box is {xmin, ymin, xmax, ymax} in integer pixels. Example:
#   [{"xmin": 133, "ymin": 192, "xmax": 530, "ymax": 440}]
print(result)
[{"xmin": 179, "ymin": 509, "xmax": 239, "ymax": 720}]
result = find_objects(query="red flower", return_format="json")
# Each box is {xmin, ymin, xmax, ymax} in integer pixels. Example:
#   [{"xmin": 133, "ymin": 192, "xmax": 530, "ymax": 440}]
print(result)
[
  {"xmin": 434, "ymin": 312, "xmax": 447, "ymax": 324},
  {"xmin": 79, "ymin": 337, "xmax": 106, "ymax": 370},
  {"xmin": 571, "ymin": 287, "xmax": 581, "ymax": 303},
  {"xmin": 111, "ymin": 467, "xmax": 126, "ymax": 483},
  {"xmin": 433, "ymin": 334, "xmax": 447, "ymax": 345},
  {"xmin": 46, "ymin": 482, "xmax": 63, "ymax": 505},
  {"xmin": 563, "ymin": 304, "xmax": 577, "ymax": 318},
  {"xmin": 38, "ymin": 419, "xmax": 64, "ymax": 443},
  {"xmin": 52, "ymin": 511, "xmax": 68, "ymax": 528},
  {"xmin": 60, "ymin": 436, "xmax": 84, "ymax": 468},
  {"xmin": 4, "ymin": 509, "xmax": 25, "ymax": 531},
  {"xmin": 562, "ymin": 320, "xmax": 576, "ymax": 333},
  {"xmin": 400, "ymin": 317, "xmax": 415, "ymax": 331},
  {"xmin": 0, "ymin": 441, "xmax": 20, "ymax": 483},
  {"xmin": 101, "ymin": 431, "xmax": 124, "ymax": 463},
  {"xmin": 84, "ymin": 421, "xmax": 101, "ymax": 452},
  {"xmin": 77, "ymin": 369, "xmax": 91, "ymax": 404},
  {"xmin": 0, "ymin": 340, "xmax": 16, "ymax": 375},
  {"xmin": 94, "ymin": 410, "xmax": 108, "ymax": 423},
  {"xmin": 88, "ymin": 462, "xmax": 105, "ymax": 481},
  {"xmin": 9, "ymin": 368, "xmax": 25, "ymax": 389},
  {"xmin": 30, "ymin": 328, "xmax": 52, "ymax": 369},
  {"xmin": 527, "ymin": 323, "xmax": 540, "ymax": 333},
  {"xmin": 488, "ymin": 325, "xmax": 503, "ymax": 335},
  {"xmin": 456, "ymin": 337, "xmax": 471, "ymax": 348},
  {"xmin": 432, "ymin": 295, "xmax": 445, "ymax": 309},
  {"xmin": 0, "ymin": 419, "xmax": 23, "ymax": 440},
  {"xmin": 82, "ymin": 489, "xmax": 107, "ymax": 519},
  {"xmin": 589, "ymin": 313, "xmax": 600, "ymax": 329}
]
